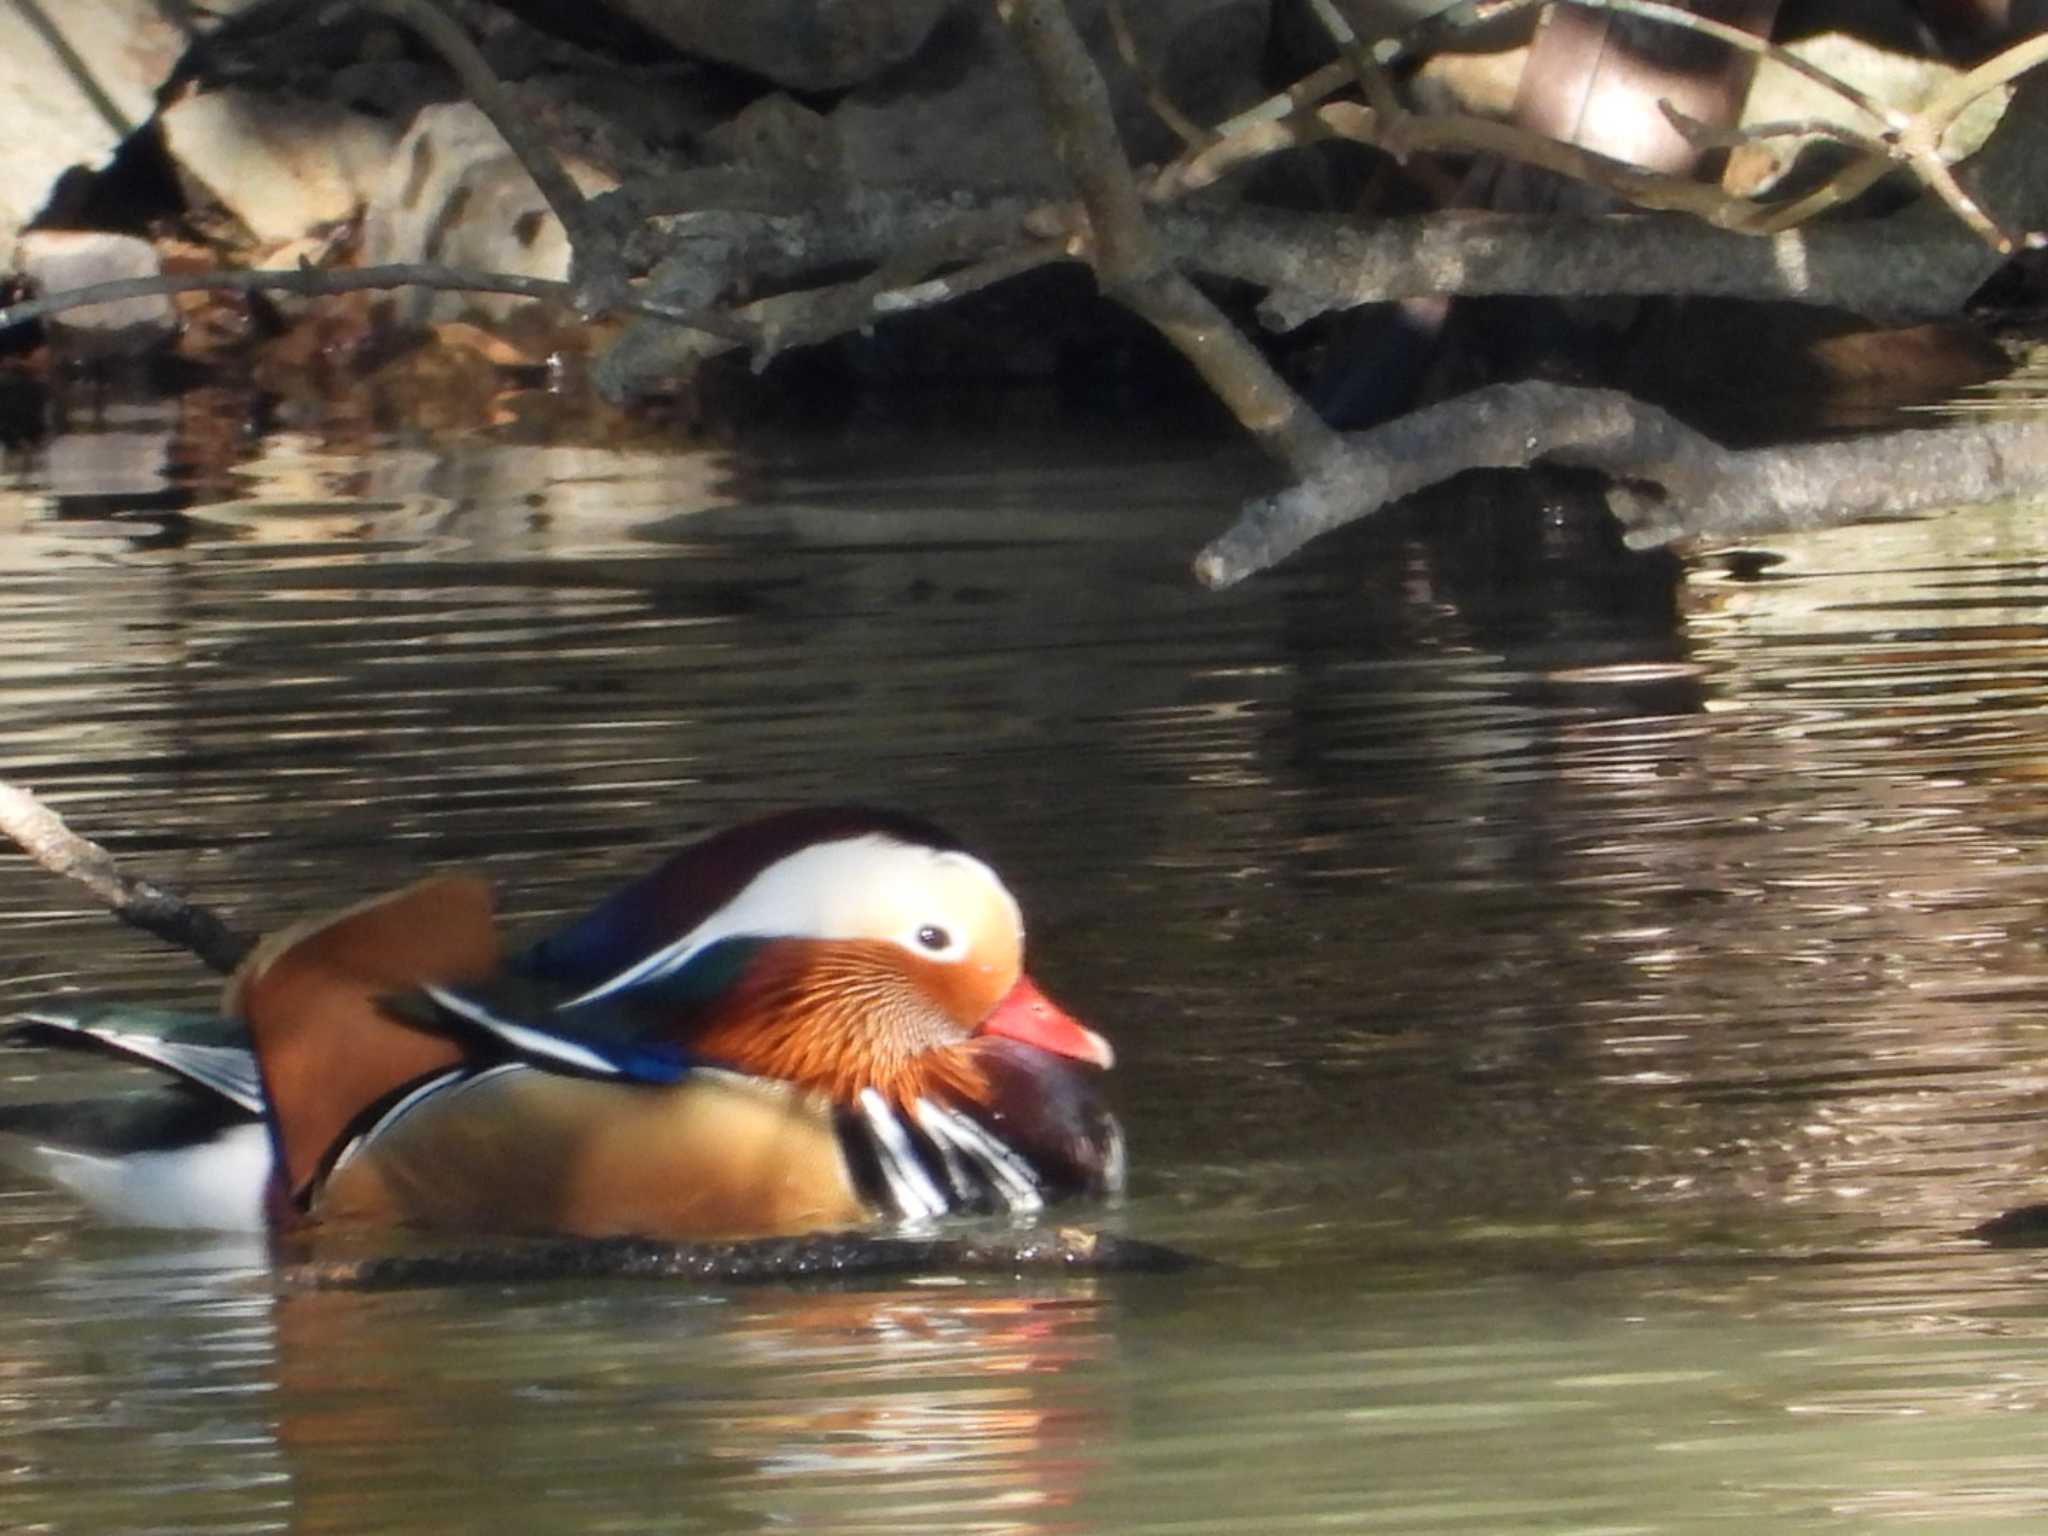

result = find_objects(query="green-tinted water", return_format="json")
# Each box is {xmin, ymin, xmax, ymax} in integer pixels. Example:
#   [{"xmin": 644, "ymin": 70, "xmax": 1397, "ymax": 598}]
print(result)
[{"xmin": 8, "ymin": 408, "xmax": 2048, "ymax": 1531}]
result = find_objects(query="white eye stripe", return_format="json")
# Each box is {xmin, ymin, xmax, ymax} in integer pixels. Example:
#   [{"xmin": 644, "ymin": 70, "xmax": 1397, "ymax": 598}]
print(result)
[
  {"xmin": 565, "ymin": 836, "xmax": 1017, "ymax": 1007},
  {"xmin": 426, "ymin": 987, "xmax": 624, "ymax": 1074}
]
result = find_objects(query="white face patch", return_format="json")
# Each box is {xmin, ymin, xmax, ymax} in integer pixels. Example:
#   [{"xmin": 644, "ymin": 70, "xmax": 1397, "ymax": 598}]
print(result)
[{"xmin": 569, "ymin": 835, "xmax": 1024, "ymax": 1006}]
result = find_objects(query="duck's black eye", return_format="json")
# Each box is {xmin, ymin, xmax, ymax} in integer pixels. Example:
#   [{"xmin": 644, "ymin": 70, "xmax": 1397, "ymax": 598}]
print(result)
[{"xmin": 915, "ymin": 924, "xmax": 952, "ymax": 952}]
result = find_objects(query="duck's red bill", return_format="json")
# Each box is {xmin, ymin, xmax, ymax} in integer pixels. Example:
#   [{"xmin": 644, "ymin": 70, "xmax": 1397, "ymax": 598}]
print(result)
[{"xmin": 979, "ymin": 974, "xmax": 1115, "ymax": 1070}]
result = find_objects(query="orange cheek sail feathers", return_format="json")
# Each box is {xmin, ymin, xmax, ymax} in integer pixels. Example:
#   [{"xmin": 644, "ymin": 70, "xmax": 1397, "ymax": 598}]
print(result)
[{"xmin": 0, "ymin": 807, "xmax": 1124, "ymax": 1239}]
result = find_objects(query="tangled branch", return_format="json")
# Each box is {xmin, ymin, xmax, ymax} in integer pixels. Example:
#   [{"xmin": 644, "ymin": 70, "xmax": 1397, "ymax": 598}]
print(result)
[{"xmin": 4, "ymin": 0, "xmax": 2045, "ymax": 585}]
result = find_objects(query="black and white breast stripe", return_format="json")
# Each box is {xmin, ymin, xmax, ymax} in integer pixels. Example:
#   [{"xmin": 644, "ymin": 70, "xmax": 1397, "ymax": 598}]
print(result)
[{"xmin": 840, "ymin": 1092, "xmax": 1055, "ymax": 1223}]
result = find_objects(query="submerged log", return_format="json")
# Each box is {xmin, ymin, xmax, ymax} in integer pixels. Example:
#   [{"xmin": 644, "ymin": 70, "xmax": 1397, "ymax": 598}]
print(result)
[
  {"xmin": 1967, "ymin": 1204, "xmax": 2048, "ymax": 1245},
  {"xmin": 284, "ymin": 1226, "xmax": 1203, "ymax": 1290}
]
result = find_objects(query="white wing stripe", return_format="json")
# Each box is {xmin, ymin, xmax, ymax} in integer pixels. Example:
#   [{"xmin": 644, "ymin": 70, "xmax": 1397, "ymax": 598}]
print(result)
[
  {"xmin": 106, "ymin": 1034, "xmax": 267, "ymax": 1114},
  {"xmin": 19, "ymin": 1012, "xmax": 268, "ymax": 1116},
  {"xmin": 331, "ymin": 1062, "xmax": 530, "ymax": 1177},
  {"xmin": 558, "ymin": 940, "xmax": 695, "ymax": 1009},
  {"xmin": 422, "ymin": 986, "xmax": 623, "ymax": 1075}
]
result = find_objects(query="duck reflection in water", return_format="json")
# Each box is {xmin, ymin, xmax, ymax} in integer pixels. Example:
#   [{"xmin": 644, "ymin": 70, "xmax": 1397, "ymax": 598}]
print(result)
[{"xmin": 272, "ymin": 1279, "xmax": 1116, "ymax": 1533}]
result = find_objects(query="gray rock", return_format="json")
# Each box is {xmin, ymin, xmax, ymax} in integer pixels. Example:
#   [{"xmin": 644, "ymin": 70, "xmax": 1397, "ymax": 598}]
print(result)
[
  {"xmin": 0, "ymin": 0, "xmax": 258, "ymax": 245},
  {"xmin": 159, "ymin": 86, "xmax": 400, "ymax": 249},
  {"xmin": 597, "ymin": 0, "xmax": 954, "ymax": 92},
  {"xmin": 13, "ymin": 232, "xmax": 175, "ymax": 358},
  {"xmin": 357, "ymin": 103, "xmax": 618, "ymax": 327}
]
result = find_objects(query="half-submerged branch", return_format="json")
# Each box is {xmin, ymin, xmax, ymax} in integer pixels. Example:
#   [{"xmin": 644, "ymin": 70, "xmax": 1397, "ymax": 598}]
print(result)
[
  {"xmin": 0, "ymin": 781, "xmax": 254, "ymax": 974},
  {"xmin": 287, "ymin": 1226, "xmax": 1202, "ymax": 1290},
  {"xmin": 1193, "ymin": 382, "xmax": 2048, "ymax": 588}
]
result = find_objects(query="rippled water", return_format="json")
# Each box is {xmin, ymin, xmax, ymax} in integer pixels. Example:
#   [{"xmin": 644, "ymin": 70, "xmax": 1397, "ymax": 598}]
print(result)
[{"xmin": 9, "ymin": 401, "xmax": 2048, "ymax": 1531}]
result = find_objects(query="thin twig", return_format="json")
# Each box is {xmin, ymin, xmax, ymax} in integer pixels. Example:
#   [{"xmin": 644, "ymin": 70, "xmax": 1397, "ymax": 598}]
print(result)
[
  {"xmin": 1304, "ymin": 0, "xmax": 1407, "ymax": 131},
  {"xmin": 1917, "ymin": 28, "xmax": 2048, "ymax": 131},
  {"xmin": 1104, "ymin": 0, "xmax": 1210, "ymax": 149},
  {"xmin": 1156, "ymin": 0, "xmax": 1942, "ymax": 232},
  {"xmin": 1595, "ymin": 0, "xmax": 1900, "ymax": 129},
  {"xmin": 1890, "ymin": 29, "xmax": 2048, "ymax": 252},
  {"xmin": 1162, "ymin": 97, "xmax": 1786, "ymax": 230},
  {"xmin": 1200, "ymin": 0, "xmax": 1537, "ymax": 145},
  {"xmin": 1652, "ymin": 102, "xmax": 1898, "ymax": 236},
  {"xmin": 997, "ymin": 0, "xmax": 1343, "ymax": 479}
]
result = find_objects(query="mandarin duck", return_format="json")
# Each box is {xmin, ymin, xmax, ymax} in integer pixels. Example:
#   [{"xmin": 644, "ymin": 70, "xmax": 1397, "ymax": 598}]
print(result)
[{"xmin": 0, "ymin": 807, "xmax": 1123, "ymax": 1238}]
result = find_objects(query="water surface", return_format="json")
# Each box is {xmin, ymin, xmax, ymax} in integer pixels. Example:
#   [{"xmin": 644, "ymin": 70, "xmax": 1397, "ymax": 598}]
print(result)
[{"xmin": 8, "ymin": 407, "xmax": 2048, "ymax": 1531}]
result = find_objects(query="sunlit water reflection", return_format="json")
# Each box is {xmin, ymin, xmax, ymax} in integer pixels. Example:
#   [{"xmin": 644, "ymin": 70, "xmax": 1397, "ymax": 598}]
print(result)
[{"xmin": 9, "ymin": 405, "xmax": 2048, "ymax": 1530}]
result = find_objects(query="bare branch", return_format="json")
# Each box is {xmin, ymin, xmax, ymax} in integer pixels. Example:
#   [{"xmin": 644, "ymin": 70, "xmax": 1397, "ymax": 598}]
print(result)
[
  {"xmin": 1579, "ymin": 410, "xmax": 2048, "ymax": 547},
  {"xmin": 1104, "ymin": 0, "xmax": 1211, "ymax": 149},
  {"xmin": 751, "ymin": 237, "xmax": 1067, "ymax": 368},
  {"xmin": 1303, "ymin": 0, "xmax": 1407, "ymax": 132},
  {"xmin": 1193, "ymin": 381, "xmax": 2048, "ymax": 587},
  {"xmin": 1159, "ymin": 198, "xmax": 2001, "ymax": 329},
  {"xmin": 595, "ymin": 194, "xmax": 1060, "ymax": 394},
  {"xmin": 0, "ymin": 261, "xmax": 756, "ymax": 344},
  {"xmin": 996, "ymin": 0, "xmax": 1343, "ymax": 479},
  {"xmin": 0, "ymin": 782, "xmax": 255, "ymax": 975},
  {"xmin": 1194, "ymin": 383, "xmax": 1630, "ymax": 588}
]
